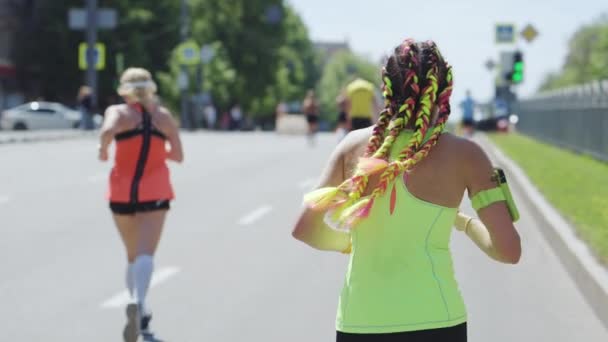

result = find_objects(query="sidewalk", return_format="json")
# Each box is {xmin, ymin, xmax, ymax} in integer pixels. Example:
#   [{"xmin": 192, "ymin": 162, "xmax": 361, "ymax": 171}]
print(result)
[
  {"xmin": 476, "ymin": 133, "xmax": 608, "ymax": 329},
  {"xmin": 0, "ymin": 129, "xmax": 97, "ymax": 145}
]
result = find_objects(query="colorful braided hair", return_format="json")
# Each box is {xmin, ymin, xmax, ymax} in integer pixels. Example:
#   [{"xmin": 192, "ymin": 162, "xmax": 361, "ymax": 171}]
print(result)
[{"xmin": 304, "ymin": 39, "xmax": 454, "ymax": 229}]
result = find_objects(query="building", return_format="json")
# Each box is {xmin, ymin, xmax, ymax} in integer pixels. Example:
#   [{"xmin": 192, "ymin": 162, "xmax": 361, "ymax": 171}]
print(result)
[
  {"xmin": 0, "ymin": 0, "xmax": 25, "ymax": 109},
  {"xmin": 313, "ymin": 40, "xmax": 350, "ymax": 66}
]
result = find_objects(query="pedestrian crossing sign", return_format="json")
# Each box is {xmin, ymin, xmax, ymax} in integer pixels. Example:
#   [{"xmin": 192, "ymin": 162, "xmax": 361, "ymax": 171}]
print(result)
[
  {"xmin": 79, "ymin": 42, "xmax": 106, "ymax": 70},
  {"xmin": 176, "ymin": 41, "xmax": 201, "ymax": 66}
]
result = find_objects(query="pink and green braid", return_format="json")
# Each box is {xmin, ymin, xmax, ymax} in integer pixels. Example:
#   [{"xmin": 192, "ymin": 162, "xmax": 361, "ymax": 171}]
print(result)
[{"xmin": 304, "ymin": 39, "xmax": 454, "ymax": 230}]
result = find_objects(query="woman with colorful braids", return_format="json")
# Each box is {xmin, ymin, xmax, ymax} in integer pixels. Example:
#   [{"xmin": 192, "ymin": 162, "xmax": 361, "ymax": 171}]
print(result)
[{"xmin": 292, "ymin": 39, "xmax": 521, "ymax": 341}]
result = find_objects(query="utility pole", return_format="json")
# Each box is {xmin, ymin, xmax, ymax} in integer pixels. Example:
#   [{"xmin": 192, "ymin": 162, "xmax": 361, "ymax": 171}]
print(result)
[
  {"xmin": 179, "ymin": 0, "xmax": 190, "ymax": 129},
  {"xmin": 86, "ymin": 0, "xmax": 98, "ymax": 109}
]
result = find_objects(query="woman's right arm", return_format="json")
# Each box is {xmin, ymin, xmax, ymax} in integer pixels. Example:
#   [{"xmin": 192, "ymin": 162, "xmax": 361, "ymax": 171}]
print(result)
[
  {"xmin": 98, "ymin": 106, "xmax": 121, "ymax": 161},
  {"xmin": 462, "ymin": 141, "xmax": 521, "ymax": 264}
]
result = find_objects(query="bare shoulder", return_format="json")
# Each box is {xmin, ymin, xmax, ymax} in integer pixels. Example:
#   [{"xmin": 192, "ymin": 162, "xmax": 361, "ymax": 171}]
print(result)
[
  {"xmin": 158, "ymin": 106, "xmax": 173, "ymax": 117},
  {"xmin": 339, "ymin": 127, "xmax": 373, "ymax": 155},
  {"xmin": 337, "ymin": 127, "xmax": 373, "ymax": 175},
  {"xmin": 102, "ymin": 104, "xmax": 130, "ymax": 126},
  {"xmin": 439, "ymin": 133, "xmax": 488, "ymax": 161},
  {"xmin": 104, "ymin": 104, "xmax": 127, "ymax": 116}
]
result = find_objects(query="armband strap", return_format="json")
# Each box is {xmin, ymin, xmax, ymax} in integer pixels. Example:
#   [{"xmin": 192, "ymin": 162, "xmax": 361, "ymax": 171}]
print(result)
[
  {"xmin": 471, "ymin": 187, "xmax": 506, "ymax": 211},
  {"xmin": 471, "ymin": 178, "xmax": 520, "ymax": 223}
]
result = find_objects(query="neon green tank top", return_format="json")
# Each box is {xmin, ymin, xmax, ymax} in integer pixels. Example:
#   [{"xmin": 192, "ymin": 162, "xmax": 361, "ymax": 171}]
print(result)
[{"xmin": 336, "ymin": 131, "xmax": 466, "ymax": 333}]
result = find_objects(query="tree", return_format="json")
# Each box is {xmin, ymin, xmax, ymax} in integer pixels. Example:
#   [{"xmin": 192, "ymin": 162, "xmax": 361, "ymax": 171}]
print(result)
[
  {"xmin": 317, "ymin": 51, "xmax": 380, "ymax": 121},
  {"xmin": 188, "ymin": 0, "xmax": 287, "ymax": 110},
  {"xmin": 11, "ymin": 0, "xmax": 181, "ymax": 108},
  {"xmin": 158, "ymin": 1, "xmax": 320, "ymax": 120},
  {"xmin": 540, "ymin": 14, "xmax": 608, "ymax": 91},
  {"xmin": 249, "ymin": 5, "xmax": 321, "ymax": 118}
]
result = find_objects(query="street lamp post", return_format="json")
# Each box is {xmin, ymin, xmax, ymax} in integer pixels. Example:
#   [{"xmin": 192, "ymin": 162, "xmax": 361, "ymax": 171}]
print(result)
[
  {"xmin": 179, "ymin": 0, "xmax": 190, "ymax": 130},
  {"xmin": 86, "ymin": 0, "xmax": 98, "ymax": 109}
]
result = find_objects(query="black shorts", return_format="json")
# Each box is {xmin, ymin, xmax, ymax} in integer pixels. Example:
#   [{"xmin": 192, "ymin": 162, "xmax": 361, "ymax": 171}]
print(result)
[
  {"xmin": 337, "ymin": 323, "xmax": 466, "ymax": 342},
  {"xmin": 110, "ymin": 200, "xmax": 171, "ymax": 215},
  {"xmin": 351, "ymin": 117, "xmax": 372, "ymax": 130},
  {"xmin": 306, "ymin": 114, "xmax": 319, "ymax": 124},
  {"xmin": 462, "ymin": 118, "xmax": 474, "ymax": 127},
  {"xmin": 338, "ymin": 112, "xmax": 348, "ymax": 124}
]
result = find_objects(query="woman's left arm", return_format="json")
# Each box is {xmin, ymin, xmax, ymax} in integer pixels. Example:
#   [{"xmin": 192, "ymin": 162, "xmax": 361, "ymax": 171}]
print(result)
[
  {"xmin": 98, "ymin": 106, "xmax": 121, "ymax": 161},
  {"xmin": 291, "ymin": 140, "xmax": 351, "ymax": 252}
]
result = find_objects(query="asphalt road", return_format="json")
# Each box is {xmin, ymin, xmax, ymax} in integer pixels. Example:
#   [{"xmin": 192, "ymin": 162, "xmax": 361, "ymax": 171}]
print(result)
[{"xmin": 0, "ymin": 132, "xmax": 606, "ymax": 341}]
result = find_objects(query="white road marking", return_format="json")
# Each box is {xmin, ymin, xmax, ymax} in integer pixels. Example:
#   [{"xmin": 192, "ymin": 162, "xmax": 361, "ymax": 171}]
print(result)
[
  {"xmin": 238, "ymin": 205, "xmax": 273, "ymax": 226},
  {"xmin": 100, "ymin": 266, "xmax": 181, "ymax": 309},
  {"xmin": 0, "ymin": 195, "xmax": 9, "ymax": 204},
  {"xmin": 298, "ymin": 178, "xmax": 316, "ymax": 190},
  {"xmin": 87, "ymin": 173, "xmax": 107, "ymax": 183}
]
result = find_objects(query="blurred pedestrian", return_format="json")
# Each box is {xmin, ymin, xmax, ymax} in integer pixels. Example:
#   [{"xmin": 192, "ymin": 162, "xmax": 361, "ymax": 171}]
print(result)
[
  {"xmin": 230, "ymin": 103, "xmax": 243, "ymax": 131},
  {"xmin": 293, "ymin": 39, "xmax": 521, "ymax": 342},
  {"xmin": 460, "ymin": 90, "xmax": 476, "ymax": 137},
  {"xmin": 204, "ymin": 104, "xmax": 217, "ymax": 130},
  {"xmin": 302, "ymin": 89, "xmax": 320, "ymax": 146},
  {"xmin": 336, "ymin": 89, "xmax": 351, "ymax": 142},
  {"xmin": 98, "ymin": 67, "xmax": 183, "ymax": 342},
  {"xmin": 346, "ymin": 77, "xmax": 377, "ymax": 131},
  {"xmin": 77, "ymin": 86, "xmax": 94, "ymax": 130},
  {"xmin": 220, "ymin": 111, "xmax": 231, "ymax": 130}
]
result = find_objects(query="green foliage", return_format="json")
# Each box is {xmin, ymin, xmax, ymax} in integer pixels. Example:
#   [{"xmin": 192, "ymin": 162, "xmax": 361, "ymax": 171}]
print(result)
[
  {"xmin": 317, "ymin": 51, "xmax": 380, "ymax": 121},
  {"xmin": 12, "ymin": 0, "xmax": 181, "ymax": 107},
  {"xmin": 540, "ymin": 14, "xmax": 608, "ymax": 91},
  {"xmin": 490, "ymin": 133, "xmax": 608, "ymax": 265},
  {"xmin": 155, "ymin": 1, "xmax": 320, "ymax": 118}
]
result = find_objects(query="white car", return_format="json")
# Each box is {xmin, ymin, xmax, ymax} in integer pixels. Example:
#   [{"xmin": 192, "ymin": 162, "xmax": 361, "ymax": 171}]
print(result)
[{"xmin": 0, "ymin": 102, "xmax": 90, "ymax": 130}]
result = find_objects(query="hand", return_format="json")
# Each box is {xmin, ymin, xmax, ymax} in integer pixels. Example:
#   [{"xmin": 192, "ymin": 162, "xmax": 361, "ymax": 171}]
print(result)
[
  {"xmin": 341, "ymin": 243, "xmax": 352, "ymax": 255},
  {"xmin": 454, "ymin": 211, "xmax": 473, "ymax": 232},
  {"xmin": 98, "ymin": 146, "xmax": 109, "ymax": 161}
]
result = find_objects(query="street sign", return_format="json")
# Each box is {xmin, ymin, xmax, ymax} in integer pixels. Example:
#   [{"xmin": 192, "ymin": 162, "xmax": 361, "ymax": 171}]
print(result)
[
  {"xmin": 495, "ymin": 24, "xmax": 516, "ymax": 44},
  {"xmin": 200, "ymin": 44, "xmax": 215, "ymax": 64},
  {"xmin": 521, "ymin": 24, "xmax": 539, "ymax": 43},
  {"xmin": 177, "ymin": 41, "xmax": 201, "ymax": 66},
  {"xmin": 69, "ymin": 8, "xmax": 117, "ymax": 29},
  {"xmin": 78, "ymin": 42, "xmax": 106, "ymax": 70}
]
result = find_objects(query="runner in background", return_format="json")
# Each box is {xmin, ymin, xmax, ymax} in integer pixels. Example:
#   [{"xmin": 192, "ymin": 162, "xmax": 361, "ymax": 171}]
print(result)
[
  {"xmin": 98, "ymin": 67, "xmax": 184, "ymax": 342},
  {"xmin": 302, "ymin": 89, "xmax": 320, "ymax": 146},
  {"xmin": 346, "ymin": 77, "xmax": 377, "ymax": 131},
  {"xmin": 460, "ymin": 90, "xmax": 476, "ymax": 137},
  {"xmin": 335, "ymin": 89, "xmax": 351, "ymax": 142}
]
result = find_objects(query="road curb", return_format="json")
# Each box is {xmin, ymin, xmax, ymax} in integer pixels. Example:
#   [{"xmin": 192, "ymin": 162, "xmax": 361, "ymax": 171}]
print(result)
[
  {"xmin": 477, "ymin": 133, "xmax": 608, "ymax": 329},
  {"xmin": 0, "ymin": 131, "xmax": 96, "ymax": 145}
]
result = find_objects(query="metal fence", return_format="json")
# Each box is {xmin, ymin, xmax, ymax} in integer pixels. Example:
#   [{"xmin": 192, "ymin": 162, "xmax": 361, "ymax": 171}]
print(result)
[{"xmin": 515, "ymin": 79, "xmax": 608, "ymax": 162}]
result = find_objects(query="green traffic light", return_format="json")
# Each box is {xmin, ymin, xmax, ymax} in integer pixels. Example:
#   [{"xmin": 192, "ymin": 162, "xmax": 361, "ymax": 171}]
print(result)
[
  {"xmin": 514, "ymin": 61, "xmax": 524, "ymax": 72},
  {"xmin": 512, "ymin": 61, "xmax": 524, "ymax": 83},
  {"xmin": 512, "ymin": 73, "xmax": 523, "ymax": 82}
]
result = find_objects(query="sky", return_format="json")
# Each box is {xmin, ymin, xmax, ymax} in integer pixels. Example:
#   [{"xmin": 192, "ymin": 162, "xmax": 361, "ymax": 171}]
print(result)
[{"xmin": 288, "ymin": 0, "xmax": 607, "ymax": 118}]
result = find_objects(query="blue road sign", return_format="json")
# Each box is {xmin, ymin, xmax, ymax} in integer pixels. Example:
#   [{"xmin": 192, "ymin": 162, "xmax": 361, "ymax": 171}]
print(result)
[{"xmin": 496, "ymin": 24, "xmax": 516, "ymax": 44}]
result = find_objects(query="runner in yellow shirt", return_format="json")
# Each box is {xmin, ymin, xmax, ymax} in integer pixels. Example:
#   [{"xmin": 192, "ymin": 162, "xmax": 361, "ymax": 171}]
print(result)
[{"xmin": 346, "ymin": 78, "xmax": 378, "ymax": 130}]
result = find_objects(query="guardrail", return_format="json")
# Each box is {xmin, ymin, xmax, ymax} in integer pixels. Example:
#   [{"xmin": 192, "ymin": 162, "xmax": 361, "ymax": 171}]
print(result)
[{"xmin": 515, "ymin": 79, "xmax": 608, "ymax": 162}]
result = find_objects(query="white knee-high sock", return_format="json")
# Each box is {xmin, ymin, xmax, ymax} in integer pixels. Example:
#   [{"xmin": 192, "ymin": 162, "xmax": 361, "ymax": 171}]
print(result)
[
  {"xmin": 133, "ymin": 254, "xmax": 154, "ymax": 311},
  {"xmin": 126, "ymin": 263, "xmax": 135, "ymax": 299}
]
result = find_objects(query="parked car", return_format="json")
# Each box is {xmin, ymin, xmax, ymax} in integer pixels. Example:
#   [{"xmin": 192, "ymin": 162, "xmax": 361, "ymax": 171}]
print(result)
[{"xmin": 0, "ymin": 101, "xmax": 100, "ymax": 130}]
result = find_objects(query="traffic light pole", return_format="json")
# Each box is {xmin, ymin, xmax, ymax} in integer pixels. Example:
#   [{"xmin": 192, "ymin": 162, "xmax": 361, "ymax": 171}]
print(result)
[
  {"xmin": 86, "ymin": 0, "xmax": 98, "ymax": 109},
  {"xmin": 179, "ymin": 0, "xmax": 190, "ymax": 130}
]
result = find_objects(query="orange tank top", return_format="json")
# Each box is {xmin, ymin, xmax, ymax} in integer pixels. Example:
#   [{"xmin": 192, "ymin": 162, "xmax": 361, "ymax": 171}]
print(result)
[{"xmin": 107, "ymin": 105, "xmax": 174, "ymax": 203}]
